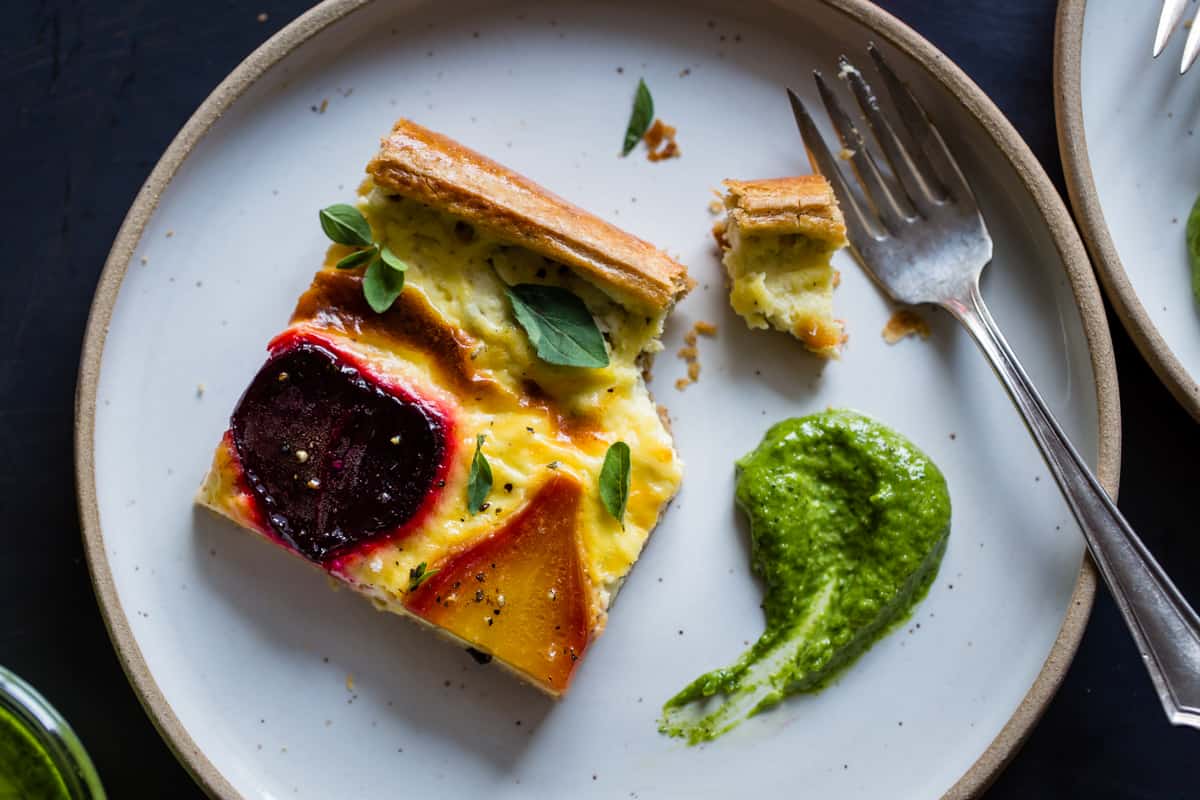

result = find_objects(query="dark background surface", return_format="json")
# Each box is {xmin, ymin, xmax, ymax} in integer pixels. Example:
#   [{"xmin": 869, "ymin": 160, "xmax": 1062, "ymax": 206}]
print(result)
[{"xmin": 0, "ymin": 0, "xmax": 1196, "ymax": 797}]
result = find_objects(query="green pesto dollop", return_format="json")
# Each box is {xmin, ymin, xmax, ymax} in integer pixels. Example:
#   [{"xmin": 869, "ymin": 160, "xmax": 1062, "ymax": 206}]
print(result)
[
  {"xmin": 660, "ymin": 409, "xmax": 951, "ymax": 744},
  {"xmin": 0, "ymin": 704, "xmax": 70, "ymax": 800},
  {"xmin": 1187, "ymin": 191, "xmax": 1200, "ymax": 304}
]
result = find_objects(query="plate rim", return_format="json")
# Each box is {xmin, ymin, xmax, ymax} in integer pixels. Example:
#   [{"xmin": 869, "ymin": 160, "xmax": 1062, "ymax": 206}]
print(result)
[
  {"xmin": 1054, "ymin": 0, "xmax": 1200, "ymax": 420},
  {"xmin": 75, "ymin": 1, "xmax": 1119, "ymax": 797}
]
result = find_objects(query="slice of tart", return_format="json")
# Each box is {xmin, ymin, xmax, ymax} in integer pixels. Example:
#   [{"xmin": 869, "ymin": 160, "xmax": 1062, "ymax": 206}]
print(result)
[
  {"xmin": 714, "ymin": 176, "xmax": 848, "ymax": 357},
  {"xmin": 197, "ymin": 119, "xmax": 691, "ymax": 696}
]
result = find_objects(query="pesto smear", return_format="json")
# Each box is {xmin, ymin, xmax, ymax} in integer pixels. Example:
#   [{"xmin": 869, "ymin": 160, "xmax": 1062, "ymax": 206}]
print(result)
[
  {"xmin": 660, "ymin": 409, "xmax": 951, "ymax": 743},
  {"xmin": 0, "ymin": 704, "xmax": 70, "ymax": 799},
  {"xmin": 1186, "ymin": 191, "xmax": 1200, "ymax": 304}
]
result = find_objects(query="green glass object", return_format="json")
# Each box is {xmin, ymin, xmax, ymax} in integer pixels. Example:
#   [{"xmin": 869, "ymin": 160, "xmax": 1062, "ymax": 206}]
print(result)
[{"xmin": 0, "ymin": 667, "xmax": 105, "ymax": 799}]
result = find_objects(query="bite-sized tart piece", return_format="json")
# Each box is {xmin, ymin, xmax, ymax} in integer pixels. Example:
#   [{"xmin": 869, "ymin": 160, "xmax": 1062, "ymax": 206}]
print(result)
[
  {"xmin": 714, "ymin": 176, "xmax": 848, "ymax": 357},
  {"xmin": 197, "ymin": 119, "xmax": 691, "ymax": 696}
]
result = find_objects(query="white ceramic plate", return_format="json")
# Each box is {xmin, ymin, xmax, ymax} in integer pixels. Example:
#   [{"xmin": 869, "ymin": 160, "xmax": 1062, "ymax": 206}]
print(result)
[
  {"xmin": 1057, "ymin": 0, "xmax": 1200, "ymax": 417},
  {"xmin": 78, "ymin": 1, "xmax": 1117, "ymax": 798}
]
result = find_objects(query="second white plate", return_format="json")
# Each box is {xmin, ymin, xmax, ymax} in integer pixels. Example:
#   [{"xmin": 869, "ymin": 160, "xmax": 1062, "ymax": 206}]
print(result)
[{"xmin": 1058, "ymin": 0, "xmax": 1200, "ymax": 417}]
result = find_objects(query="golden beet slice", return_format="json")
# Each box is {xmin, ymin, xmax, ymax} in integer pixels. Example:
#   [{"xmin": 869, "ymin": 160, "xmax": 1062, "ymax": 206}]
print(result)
[{"xmin": 406, "ymin": 475, "xmax": 590, "ymax": 693}]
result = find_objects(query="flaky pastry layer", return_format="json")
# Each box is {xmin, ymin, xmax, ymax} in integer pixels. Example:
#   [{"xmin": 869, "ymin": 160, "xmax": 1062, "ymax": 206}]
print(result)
[{"xmin": 368, "ymin": 119, "xmax": 694, "ymax": 314}]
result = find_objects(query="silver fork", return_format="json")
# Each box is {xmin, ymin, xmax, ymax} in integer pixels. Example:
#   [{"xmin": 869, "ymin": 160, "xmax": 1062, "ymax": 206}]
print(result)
[
  {"xmin": 1154, "ymin": 0, "xmax": 1200, "ymax": 74},
  {"xmin": 790, "ymin": 45, "xmax": 1200, "ymax": 729}
]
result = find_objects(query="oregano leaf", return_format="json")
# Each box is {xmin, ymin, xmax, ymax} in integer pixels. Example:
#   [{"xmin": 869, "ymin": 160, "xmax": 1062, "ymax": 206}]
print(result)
[
  {"xmin": 362, "ymin": 254, "xmax": 404, "ymax": 312},
  {"xmin": 599, "ymin": 441, "xmax": 632, "ymax": 524},
  {"xmin": 319, "ymin": 204, "xmax": 373, "ymax": 247},
  {"xmin": 506, "ymin": 284, "xmax": 609, "ymax": 368},
  {"xmin": 379, "ymin": 244, "xmax": 408, "ymax": 272},
  {"xmin": 335, "ymin": 247, "xmax": 376, "ymax": 270},
  {"xmin": 408, "ymin": 561, "xmax": 438, "ymax": 592},
  {"xmin": 621, "ymin": 79, "xmax": 654, "ymax": 156},
  {"xmin": 467, "ymin": 434, "xmax": 493, "ymax": 515}
]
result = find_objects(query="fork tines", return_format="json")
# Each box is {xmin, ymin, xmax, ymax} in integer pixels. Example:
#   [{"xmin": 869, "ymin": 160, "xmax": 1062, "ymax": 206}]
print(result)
[
  {"xmin": 787, "ymin": 44, "xmax": 973, "ymax": 251},
  {"xmin": 1154, "ymin": 0, "xmax": 1200, "ymax": 75}
]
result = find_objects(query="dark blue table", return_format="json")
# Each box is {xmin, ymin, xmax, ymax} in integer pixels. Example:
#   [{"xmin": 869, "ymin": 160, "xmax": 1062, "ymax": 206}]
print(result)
[{"xmin": 1, "ymin": 1, "xmax": 1194, "ymax": 796}]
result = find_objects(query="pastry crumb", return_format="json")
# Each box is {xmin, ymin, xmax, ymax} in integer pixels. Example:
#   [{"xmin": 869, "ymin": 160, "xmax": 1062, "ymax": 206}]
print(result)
[
  {"xmin": 196, "ymin": 383, "xmax": 205, "ymax": 397},
  {"xmin": 707, "ymin": 199, "xmax": 723, "ymax": 215},
  {"xmin": 644, "ymin": 119, "xmax": 680, "ymax": 162},
  {"xmin": 656, "ymin": 404, "xmax": 672, "ymax": 431},
  {"xmin": 882, "ymin": 309, "xmax": 930, "ymax": 344},
  {"xmin": 346, "ymin": 674, "xmax": 355, "ymax": 692},
  {"xmin": 140, "ymin": 256, "xmax": 148, "ymax": 265},
  {"xmin": 838, "ymin": 147, "xmax": 855, "ymax": 161},
  {"xmin": 166, "ymin": 230, "xmax": 175, "ymax": 238},
  {"xmin": 711, "ymin": 219, "xmax": 729, "ymax": 250},
  {"xmin": 257, "ymin": 11, "xmax": 268, "ymax": 22},
  {"xmin": 674, "ymin": 321, "xmax": 716, "ymax": 390}
]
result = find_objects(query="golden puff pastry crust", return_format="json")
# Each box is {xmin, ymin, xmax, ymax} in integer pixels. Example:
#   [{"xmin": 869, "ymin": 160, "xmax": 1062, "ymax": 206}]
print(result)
[
  {"xmin": 720, "ymin": 176, "xmax": 847, "ymax": 243},
  {"xmin": 368, "ymin": 119, "xmax": 694, "ymax": 314}
]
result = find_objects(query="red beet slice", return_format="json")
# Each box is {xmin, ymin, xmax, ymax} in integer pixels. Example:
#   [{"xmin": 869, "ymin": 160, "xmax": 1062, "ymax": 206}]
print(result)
[{"xmin": 230, "ymin": 341, "xmax": 447, "ymax": 563}]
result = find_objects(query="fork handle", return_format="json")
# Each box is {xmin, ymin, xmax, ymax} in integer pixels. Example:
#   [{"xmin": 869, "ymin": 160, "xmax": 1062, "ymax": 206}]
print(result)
[{"xmin": 946, "ymin": 282, "xmax": 1200, "ymax": 728}]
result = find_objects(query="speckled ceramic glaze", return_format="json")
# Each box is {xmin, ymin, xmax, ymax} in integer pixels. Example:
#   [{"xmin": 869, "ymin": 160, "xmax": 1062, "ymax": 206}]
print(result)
[{"xmin": 78, "ymin": 1, "xmax": 1116, "ymax": 797}]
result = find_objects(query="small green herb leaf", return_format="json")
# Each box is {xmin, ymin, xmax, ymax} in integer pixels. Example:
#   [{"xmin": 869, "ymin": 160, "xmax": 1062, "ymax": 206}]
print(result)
[
  {"xmin": 506, "ymin": 284, "xmax": 610, "ymax": 368},
  {"xmin": 379, "ymin": 244, "xmax": 409, "ymax": 272},
  {"xmin": 408, "ymin": 561, "xmax": 438, "ymax": 592},
  {"xmin": 335, "ymin": 246, "xmax": 376, "ymax": 270},
  {"xmin": 319, "ymin": 204, "xmax": 373, "ymax": 247},
  {"xmin": 621, "ymin": 79, "xmax": 654, "ymax": 156},
  {"xmin": 363, "ymin": 254, "xmax": 405, "ymax": 312},
  {"xmin": 467, "ymin": 434, "xmax": 493, "ymax": 515},
  {"xmin": 599, "ymin": 441, "xmax": 631, "ymax": 525},
  {"xmin": 1187, "ymin": 192, "xmax": 1200, "ymax": 304}
]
